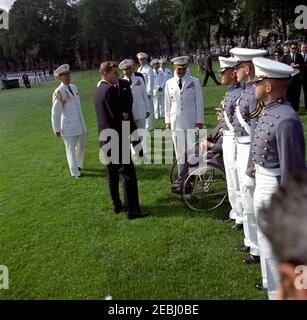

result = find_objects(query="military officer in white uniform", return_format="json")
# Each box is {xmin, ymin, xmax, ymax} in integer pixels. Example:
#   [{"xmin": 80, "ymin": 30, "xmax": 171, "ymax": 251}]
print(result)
[
  {"xmin": 158, "ymin": 58, "xmax": 172, "ymax": 118},
  {"xmin": 218, "ymin": 56, "xmax": 243, "ymax": 227},
  {"xmin": 165, "ymin": 56, "xmax": 204, "ymax": 177},
  {"xmin": 230, "ymin": 48, "xmax": 266, "ymax": 259},
  {"xmin": 51, "ymin": 64, "xmax": 86, "ymax": 179},
  {"xmin": 120, "ymin": 59, "xmax": 150, "ymax": 129},
  {"xmin": 151, "ymin": 58, "xmax": 165, "ymax": 119},
  {"xmin": 251, "ymin": 57, "xmax": 306, "ymax": 299},
  {"xmin": 137, "ymin": 52, "xmax": 155, "ymax": 130}
]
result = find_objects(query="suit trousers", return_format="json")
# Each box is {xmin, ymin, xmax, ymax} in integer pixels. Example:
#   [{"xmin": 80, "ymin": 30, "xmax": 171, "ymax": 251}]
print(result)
[
  {"xmin": 254, "ymin": 167, "xmax": 280, "ymax": 300},
  {"xmin": 286, "ymin": 76, "xmax": 301, "ymax": 112},
  {"xmin": 222, "ymin": 133, "xmax": 242, "ymax": 223},
  {"xmin": 146, "ymin": 97, "xmax": 155, "ymax": 130},
  {"xmin": 106, "ymin": 161, "xmax": 140, "ymax": 214},
  {"xmin": 62, "ymin": 134, "xmax": 86, "ymax": 176}
]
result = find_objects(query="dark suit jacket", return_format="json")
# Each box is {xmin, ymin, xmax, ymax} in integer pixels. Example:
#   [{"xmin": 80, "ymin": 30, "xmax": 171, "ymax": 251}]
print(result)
[
  {"xmin": 281, "ymin": 53, "xmax": 304, "ymax": 78},
  {"xmin": 204, "ymin": 55, "xmax": 213, "ymax": 72},
  {"xmin": 94, "ymin": 80, "xmax": 136, "ymax": 148},
  {"xmin": 207, "ymin": 120, "xmax": 223, "ymax": 154}
]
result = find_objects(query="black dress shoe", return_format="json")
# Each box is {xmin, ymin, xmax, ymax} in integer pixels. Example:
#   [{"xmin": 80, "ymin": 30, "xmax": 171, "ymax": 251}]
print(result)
[
  {"xmin": 114, "ymin": 203, "xmax": 124, "ymax": 214},
  {"xmin": 255, "ymin": 282, "xmax": 267, "ymax": 291},
  {"xmin": 231, "ymin": 223, "xmax": 243, "ymax": 231},
  {"xmin": 236, "ymin": 245, "xmax": 250, "ymax": 253},
  {"xmin": 127, "ymin": 211, "xmax": 149, "ymax": 220},
  {"xmin": 243, "ymin": 254, "xmax": 260, "ymax": 265}
]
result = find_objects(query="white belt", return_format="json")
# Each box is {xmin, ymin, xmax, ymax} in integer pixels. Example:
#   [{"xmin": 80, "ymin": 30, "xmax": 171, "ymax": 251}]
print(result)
[
  {"xmin": 236, "ymin": 136, "xmax": 251, "ymax": 144},
  {"xmin": 256, "ymin": 165, "xmax": 281, "ymax": 177},
  {"xmin": 223, "ymin": 130, "xmax": 235, "ymax": 137},
  {"xmin": 235, "ymin": 104, "xmax": 251, "ymax": 135},
  {"xmin": 223, "ymin": 111, "xmax": 235, "ymax": 132}
]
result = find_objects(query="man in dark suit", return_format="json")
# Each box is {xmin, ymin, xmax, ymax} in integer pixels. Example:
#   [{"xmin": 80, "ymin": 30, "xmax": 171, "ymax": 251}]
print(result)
[
  {"xmin": 281, "ymin": 41, "xmax": 304, "ymax": 112},
  {"xmin": 203, "ymin": 51, "xmax": 221, "ymax": 87},
  {"xmin": 301, "ymin": 43, "xmax": 307, "ymax": 111},
  {"xmin": 94, "ymin": 61, "xmax": 148, "ymax": 220}
]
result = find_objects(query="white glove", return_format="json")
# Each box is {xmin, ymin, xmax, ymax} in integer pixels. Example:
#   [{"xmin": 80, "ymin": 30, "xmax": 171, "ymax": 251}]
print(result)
[{"xmin": 242, "ymin": 176, "xmax": 256, "ymax": 193}]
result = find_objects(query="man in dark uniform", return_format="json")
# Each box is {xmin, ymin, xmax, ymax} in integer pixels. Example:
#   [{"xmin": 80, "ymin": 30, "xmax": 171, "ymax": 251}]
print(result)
[
  {"xmin": 94, "ymin": 61, "xmax": 148, "ymax": 220},
  {"xmin": 203, "ymin": 51, "xmax": 221, "ymax": 87},
  {"xmin": 251, "ymin": 57, "xmax": 306, "ymax": 299},
  {"xmin": 301, "ymin": 43, "xmax": 307, "ymax": 111},
  {"xmin": 281, "ymin": 41, "xmax": 304, "ymax": 112}
]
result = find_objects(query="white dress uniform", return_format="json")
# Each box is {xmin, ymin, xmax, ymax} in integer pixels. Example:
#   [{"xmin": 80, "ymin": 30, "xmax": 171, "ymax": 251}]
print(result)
[
  {"xmin": 151, "ymin": 59, "xmax": 166, "ymax": 119},
  {"xmin": 137, "ymin": 53, "xmax": 155, "ymax": 130},
  {"xmin": 51, "ymin": 65, "xmax": 86, "ymax": 177},
  {"xmin": 218, "ymin": 57, "xmax": 243, "ymax": 223},
  {"xmin": 251, "ymin": 58, "xmax": 306, "ymax": 300},
  {"xmin": 165, "ymin": 57, "xmax": 204, "ymax": 171},
  {"xmin": 159, "ymin": 59, "xmax": 172, "ymax": 118},
  {"xmin": 230, "ymin": 48, "xmax": 267, "ymax": 252}
]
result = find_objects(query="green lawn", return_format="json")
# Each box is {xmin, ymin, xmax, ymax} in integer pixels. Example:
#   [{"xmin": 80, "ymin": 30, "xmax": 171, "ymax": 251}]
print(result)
[{"xmin": 0, "ymin": 63, "xmax": 306, "ymax": 300}]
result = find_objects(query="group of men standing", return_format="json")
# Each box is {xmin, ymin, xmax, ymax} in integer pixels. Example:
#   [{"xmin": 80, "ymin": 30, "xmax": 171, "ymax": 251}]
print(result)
[
  {"xmin": 216, "ymin": 48, "xmax": 306, "ymax": 300},
  {"xmin": 51, "ymin": 47, "xmax": 306, "ymax": 299}
]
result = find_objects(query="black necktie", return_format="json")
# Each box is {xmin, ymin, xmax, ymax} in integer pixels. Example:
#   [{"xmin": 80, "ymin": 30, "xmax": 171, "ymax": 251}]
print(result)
[
  {"xmin": 292, "ymin": 54, "xmax": 295, "ymax": 63},
  {"xmin": 68, "ymin": 85, "xmax": 74, "ymax": 96},
  {"xmin": 129, "ymin": 78, "xmax": 132, "ymax": 85},
  {"xmin": 178, "ymin": 78, "xmax": 182, "ymax": 90}
]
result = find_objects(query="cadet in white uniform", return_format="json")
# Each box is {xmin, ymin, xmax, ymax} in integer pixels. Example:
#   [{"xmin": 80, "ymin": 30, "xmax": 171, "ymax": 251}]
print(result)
[
  {"xmin": 159, "ymin": 58, "xmax": 172, "ymax": 118},
  {"xmin": 230, "ymin": 48, "xmax": 266, "ymax": 259},
  {"xmin": 218, "ymin": 57, "xmax": 243, "ymax": 227},
  {"xmin": 251, "ymin": 58, "xmax": 306, "ymax": 299},
  {"xmin": 164, "ymin": 56, "xmax": 204, "ymax": 176},
  {"xmin": 51, "ymin": 64, "xmax": 86, "ymax": 178},
  {"xmin": 137, "ymin": 52, "xmax": 155, "ymax": 130},
  {"xmin": 151, "ymin": 58, "xmax": 165, "ymax": 119}
]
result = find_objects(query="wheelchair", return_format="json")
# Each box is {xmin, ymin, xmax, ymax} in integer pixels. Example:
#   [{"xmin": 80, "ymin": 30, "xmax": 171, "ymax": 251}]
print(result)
[{"xmin": 170, "ymin": 144, "xmax": 228, "ymax": 212}]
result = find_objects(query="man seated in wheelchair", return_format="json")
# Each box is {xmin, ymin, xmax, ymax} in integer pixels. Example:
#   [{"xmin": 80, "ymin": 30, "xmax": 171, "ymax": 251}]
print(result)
[{"xmin": 171, "ymin": 107, "xmax": 224, "ymax": 194}]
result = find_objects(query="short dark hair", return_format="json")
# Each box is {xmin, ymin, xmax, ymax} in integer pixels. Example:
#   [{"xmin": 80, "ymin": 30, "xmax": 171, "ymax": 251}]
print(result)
[
  {"xmin": 290, "ymin": 41, "xmax": 298, "ymax": 48},
  {"xmin": 100, "ymin": 61, "xmax": 118, "ymax": 74},
  {"xmin": 258, "ymin": 173, "xmax": 307, "ymax": 265}
]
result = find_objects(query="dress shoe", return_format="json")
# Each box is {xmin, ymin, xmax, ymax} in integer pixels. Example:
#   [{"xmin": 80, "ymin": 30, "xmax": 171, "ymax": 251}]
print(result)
[
  {"xmin": 78, "ymin": 167, "xmax": 82, "ymax": 172},
  {"xmin": 231, "ymin": 223, "xmax": 243, "ymax": 231},
  {"xmin": 243, "ymin": 254, "xmax": 260, "ymax": 265},
  {"xmin": 127, "ymin": 211, "xmax": 149, "ymax": 220},
  {"xmin": 75, "ymin": 175, "xmax": 83, "ymax": 179},
  {"xmin": 236, "ymin": 245, "xmax": 250, "ymax": 253},
  {"xmin": 114, "ymin": 203, "xmax": 127, "ymax": 214},
  {"xmin": 255, "ymin": 282, "xmax": 267, "ymax": 291},
  {"xmin": 171, "ymin": 185, "xmax": 182, "ymax": 194}
]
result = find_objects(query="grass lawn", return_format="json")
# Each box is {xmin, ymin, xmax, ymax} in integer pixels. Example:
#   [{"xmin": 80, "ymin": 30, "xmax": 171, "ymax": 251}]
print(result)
[{"xmin": 0, "ymin": 63, "xmax": 306, "ymax": 300}]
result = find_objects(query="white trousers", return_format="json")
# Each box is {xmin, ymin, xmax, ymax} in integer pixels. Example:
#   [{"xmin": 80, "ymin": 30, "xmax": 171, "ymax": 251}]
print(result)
[
  {"xmin": 146, "ymin": 97, "xmax": 155, "ymax": 130},
  {"xmin": 254, "ymin": 168, "xmax": 280, "ymax": 300},
  {"xmin": 153, "ymin": 94, "xmax": 164, "ymax": 119},
  {"xmin": 62, "ymin": 134, "xmax": 86, "ymax": 177},
  {"xmin": 222, "ymin": 133, "xmax": 242, "ymax": 223},
  {"xmin": 172, "ymin": 130, "xmax": 196, "ymax": 175},
  {"xmin": 236, "ymin": 142, "xmax": 257, "ymax": 252}
]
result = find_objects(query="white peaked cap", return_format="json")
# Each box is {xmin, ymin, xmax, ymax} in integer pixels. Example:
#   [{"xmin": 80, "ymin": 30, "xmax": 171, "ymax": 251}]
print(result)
[
  {"xmin": 230, "ymin": 48, "xmax": 267, "ymax": 62},
  {"xmin": 171, "ymin": 56, "xmax": 189, "ymax": 67},
  {"xmin": 150, "ymin": 58, "xmax": 160, "ymax": 66},
  {"xmin": 54, "ymin": 64, "xmax": 70, "ymax": 77},
  {"xmin": 253, "ymin": 57, "xmax": 298, "ymax": 81},
  {"xmin": 136, "ymin": 52, "xmax": 148, "ymax": 59},
  {"xmin": 218, "ymin": 56, "xmax": 238, "ymax": 72},
  {"xmin": 119, "ymin": 59, "xmax": 134, "ymax": 70}
]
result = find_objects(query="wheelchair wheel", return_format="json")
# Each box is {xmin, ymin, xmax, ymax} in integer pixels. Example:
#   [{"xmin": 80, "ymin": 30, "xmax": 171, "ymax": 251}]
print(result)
[{"xmin": 181, "ymin": 163, "xmax": 227, "ymax": 212}]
